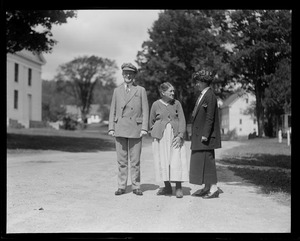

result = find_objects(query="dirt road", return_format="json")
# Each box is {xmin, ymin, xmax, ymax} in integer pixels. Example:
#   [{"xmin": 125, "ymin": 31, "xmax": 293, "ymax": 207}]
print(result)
[{"xmin": 6, "ymin": 140, "xmax": 290, "ymax": 233}]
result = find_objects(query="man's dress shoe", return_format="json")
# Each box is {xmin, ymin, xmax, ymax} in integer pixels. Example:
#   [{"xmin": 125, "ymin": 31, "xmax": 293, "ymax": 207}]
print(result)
[{"xmin": 115, "ymin": 189, "xmax": 125, "ymax": 195}]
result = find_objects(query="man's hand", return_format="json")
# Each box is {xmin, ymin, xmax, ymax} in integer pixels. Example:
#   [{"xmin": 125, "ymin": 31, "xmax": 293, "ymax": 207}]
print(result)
[
  {"xmin": 108, "ymin": 130, "xmax": 115, "ymax": 137},
  {"xmin": 201, "ymin": 136, "xmax": 208, "ymax": 142},
  {"xmin": 140, "ymin": 130, "xmax": 148, "ymax": 137}
]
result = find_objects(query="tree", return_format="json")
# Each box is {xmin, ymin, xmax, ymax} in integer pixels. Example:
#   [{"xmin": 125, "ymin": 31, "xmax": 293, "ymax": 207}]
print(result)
[
  {"xmin": 6, "ymin": 10, "xmax": 77, "ymax": 53},
  {"xmin": 263, "ymin": 58, "xmax": 291, "ymax": 136},
  {"xmin": 55, "ymin": 56, "xmax": 118, "ymax": 125},
  {"xmin": 135, "ymin": 10, "xmax": 230, "ymax": 120},
  {"xmin": 225, "ymin": 10, "xmax": 291, "ymax": 137},
  {"xmin": 42, "ymin": 80, "xmax": 66, "ymax": 122}
]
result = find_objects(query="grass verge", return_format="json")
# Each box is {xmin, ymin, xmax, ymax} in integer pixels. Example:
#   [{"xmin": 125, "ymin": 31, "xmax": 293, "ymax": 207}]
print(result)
[{"xmin": 220, "ymin": 138, "xmax": 291, "ymax": 199}]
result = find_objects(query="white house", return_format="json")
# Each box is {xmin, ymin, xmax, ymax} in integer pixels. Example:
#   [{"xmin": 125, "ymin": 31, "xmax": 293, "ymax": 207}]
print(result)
[
  {"xmin": 220, "ymin": 91, "xmax": 258, "ymax": 138},
  {"xmin": 65, "ymin": 104, "xmax": 102, "ymax": 124},
  {"xmin": 7, "ymin": 50, "xmax": 46, "ymax": 128}
]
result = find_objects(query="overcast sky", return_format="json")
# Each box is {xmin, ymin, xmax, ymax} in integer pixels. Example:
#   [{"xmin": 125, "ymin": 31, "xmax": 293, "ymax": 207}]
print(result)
[{"xmin": 41, "ymin": 10, "xmax": 161, "ymax": 85}]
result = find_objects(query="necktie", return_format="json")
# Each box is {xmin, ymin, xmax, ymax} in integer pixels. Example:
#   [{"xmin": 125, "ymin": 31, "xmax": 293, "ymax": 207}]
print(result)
[
  {"xmin": 126, "ymin": 85, "xmax": 130, "ymax": 93},
  {"xmin": 191, "ymin": 92, "xmax": 202, "ymax": 119}
]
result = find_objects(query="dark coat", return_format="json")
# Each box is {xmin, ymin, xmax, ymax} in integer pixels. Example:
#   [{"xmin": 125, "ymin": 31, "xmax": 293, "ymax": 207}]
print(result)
[{"xmin": 190, "ymin": 88, "xmax": 221, "ymax": 150}]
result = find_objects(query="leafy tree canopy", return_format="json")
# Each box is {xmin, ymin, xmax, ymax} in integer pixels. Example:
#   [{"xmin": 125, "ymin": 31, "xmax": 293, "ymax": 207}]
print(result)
[
  {"xmin": 135, "ymin": 10, "xmax": 230, "ymax": 119},
  {"xmin": 54, "ymin": 55, "xmax": 118, "ymax": 124},
  {"xmin": 6, "ymin": 10, "xmax": 77, "ymax": 53},
  {"xmin": 226, "ymin": 10, "xmax": 291, "ymax": 136}
]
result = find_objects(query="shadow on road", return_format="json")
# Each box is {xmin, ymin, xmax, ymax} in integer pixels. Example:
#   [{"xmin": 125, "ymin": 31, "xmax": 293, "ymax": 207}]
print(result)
[
  {"xmin": 121, "ymin": 184, "xmax": 159, "ymax": 194},
  {"xmin": 7, "ymin": 133, "xmax": 116, "ymax": 152},
  {"xmin": 123, "ymin": 183, "xmax": 192, "ymax": 197},
  {"xmin": 220, "ymin": 154, "xmax": 291, "ymax": 169}
]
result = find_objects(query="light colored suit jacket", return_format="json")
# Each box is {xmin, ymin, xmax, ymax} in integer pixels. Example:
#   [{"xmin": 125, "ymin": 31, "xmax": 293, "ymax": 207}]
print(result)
[
  {"xmin": 190, "ymin": 88, "xmax": 221, "ymax": 150},
  {"xmin": 108, "ymin": 83, "xmax": 149, "ymax": 138}
]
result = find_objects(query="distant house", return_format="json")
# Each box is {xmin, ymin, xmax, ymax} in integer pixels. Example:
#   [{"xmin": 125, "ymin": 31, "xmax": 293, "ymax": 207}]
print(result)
[
  {"xmin": 7, "ymin": 50, "xmax": 46, "ymax": 128},
  {"xmin": 220, "ymin": 91, "xmax": 258, "ymax": 138},
  {"xmin": 65, "ymin": 104, "xmax": 102, "ymax": 124}
]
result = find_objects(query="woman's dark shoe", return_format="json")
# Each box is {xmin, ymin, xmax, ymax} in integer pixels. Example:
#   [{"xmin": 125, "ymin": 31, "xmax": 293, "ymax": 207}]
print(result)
[
  {"xmin": 115, "ymin": 189, "xmax": 125, "ymax": 195},
  {"xmin": 195, "ymin": 188, "xmax": 210, "ymax": 197},
  {"xmin": 133, "ymin": 188, "xmax": 143, "ymax": 196},
  {"xmin": 175, "ymin": 188, "xmax": 183, "ymax": 198},
  {"xmin": 157, "ymin": 187, "xmax": 172, "ymax": 195},
  {"xmin": 202, "ymin": 190, "xmax": 219, "ymax": 199}
]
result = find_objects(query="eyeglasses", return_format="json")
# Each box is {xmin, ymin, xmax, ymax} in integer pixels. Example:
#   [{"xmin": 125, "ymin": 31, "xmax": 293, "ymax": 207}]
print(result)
[{"xmin": 122, "ymin": 72, "xmax": 135, "ymax": 76}]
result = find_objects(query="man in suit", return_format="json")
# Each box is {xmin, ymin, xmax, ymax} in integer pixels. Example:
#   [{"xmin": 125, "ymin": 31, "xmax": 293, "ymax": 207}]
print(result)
[
  {"xmin": 108, "ymin": 63, "xmax": 149, "ymax": 196},
  {"xmin": 189, "ymin": 69, "xmax": 222, "ymax": 199}
]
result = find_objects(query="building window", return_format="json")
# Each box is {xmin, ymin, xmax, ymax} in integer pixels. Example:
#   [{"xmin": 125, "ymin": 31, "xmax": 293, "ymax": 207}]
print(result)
[
  {"xmin": 14, "ymin": 90, "xmax": 18, "ymax": 109},
  {"xmin": 28, "ymin": 68, "xmax": 32, "ymax": 86},
  {"xmin": 14, "ymin": 63, "xmax": 19, "ymax": 82},
  {"xmin": 240, "ymin": 119, "xmax": 242, "ymax": 124}
]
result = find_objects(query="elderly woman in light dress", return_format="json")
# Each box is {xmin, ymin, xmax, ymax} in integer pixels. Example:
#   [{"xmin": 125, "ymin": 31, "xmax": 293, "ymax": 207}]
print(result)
[{"xmin": 149, "ymin": 82, "xmax": 189, "ymax": 198}]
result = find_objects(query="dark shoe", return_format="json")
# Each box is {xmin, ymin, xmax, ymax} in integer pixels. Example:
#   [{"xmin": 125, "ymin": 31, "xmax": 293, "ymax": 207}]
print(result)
[
  {"xmin": 175, "ymin": 188, "xmax": 183, "ymax": 198},
  {"xmin": 133, "ymin": 189, "xmax": 143, "ymax": 196},
  {"xmin": 195, "ymin": 188, "xmax": 210, "ymax": 197},
  {"xmin": 157, "ymin": 187, "xmax": 172, "ymax": 195},
  {"xmin": 115, "ymin": 188, "xmax": 125, "ymax": 195},
  {"xmin": 202, "ymin": 190, "xmax": 219, "ymax": 199}
]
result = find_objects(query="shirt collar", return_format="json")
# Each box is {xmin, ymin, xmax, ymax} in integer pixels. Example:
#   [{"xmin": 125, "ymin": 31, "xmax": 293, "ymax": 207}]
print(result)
[{"xmin": 201, "ymin": 87, "xmax": 210, "ymax": 95}]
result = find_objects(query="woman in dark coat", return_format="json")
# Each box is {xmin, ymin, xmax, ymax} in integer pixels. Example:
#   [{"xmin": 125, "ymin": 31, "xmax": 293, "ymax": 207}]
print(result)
[{"xmin": 189, "ymin": 69, "xmax": 222, "ymax": 199}]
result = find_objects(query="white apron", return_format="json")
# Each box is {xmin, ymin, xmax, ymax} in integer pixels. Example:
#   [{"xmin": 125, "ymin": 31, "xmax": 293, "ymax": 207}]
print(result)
[{"xmin": 152, "ymin": 123, "xmax": 189, "ymax": 182}]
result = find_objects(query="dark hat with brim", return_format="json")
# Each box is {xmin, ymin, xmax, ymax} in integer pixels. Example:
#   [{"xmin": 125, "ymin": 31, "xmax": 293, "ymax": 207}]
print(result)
[
  {"xmin": 193, "ymin": 69, "xmax": 213, "ymax": 83},
  {"xmin": 121, "ymin": 63, "xmax": 138, "ymax": 72}
]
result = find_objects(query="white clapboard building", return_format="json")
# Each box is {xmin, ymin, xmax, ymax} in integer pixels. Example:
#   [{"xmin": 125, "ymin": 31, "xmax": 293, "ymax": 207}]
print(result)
[
  {"xmin": 220, "ymin": 91, "xmax": 258, "ymax": 138},
  {"xmin": 7, "ymin": 50, "xmax": 46, "ymax": 128}
]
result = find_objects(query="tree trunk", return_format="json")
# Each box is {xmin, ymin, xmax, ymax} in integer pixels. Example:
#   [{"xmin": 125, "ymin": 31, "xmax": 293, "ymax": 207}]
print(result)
[
  {"xmin": 80, "ymin": 108, "xmax": 89, "ymax": 129},
  {"xmin": 255, "ymin": 84, "xmax": 265, "ymax": 137}
]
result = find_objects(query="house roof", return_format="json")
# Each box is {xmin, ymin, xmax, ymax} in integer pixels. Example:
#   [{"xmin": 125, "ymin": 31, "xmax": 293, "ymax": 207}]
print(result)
[
  {"xmin": 14, "ymin": 49, "xmax": 46, "ymax": 65},
  {"xmin": 220, "ymin": 90, "xmax": 249, "ymax": 109}
]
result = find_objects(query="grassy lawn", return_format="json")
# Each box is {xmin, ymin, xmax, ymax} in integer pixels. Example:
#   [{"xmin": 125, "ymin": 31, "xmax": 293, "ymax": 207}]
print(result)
[{"xmin": 219, "ymin": 138, "xmax": 291, "ymax": 196}]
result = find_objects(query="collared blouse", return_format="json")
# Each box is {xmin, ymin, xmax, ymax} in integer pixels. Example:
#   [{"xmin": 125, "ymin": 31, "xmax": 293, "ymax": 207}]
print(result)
[{"xmin": 149, "ymin": 99, "xmax": 186, "ymax": 140}]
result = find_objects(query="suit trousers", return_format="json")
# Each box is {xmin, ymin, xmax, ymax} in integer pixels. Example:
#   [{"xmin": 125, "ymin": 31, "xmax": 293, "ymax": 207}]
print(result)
[
  {"xmin": 189, "ymin": 150, "xmax": 217, "ymax": 185},
  {"xmin": 115, "ymin": 137, "xmax": 142, "ymax": 190}
]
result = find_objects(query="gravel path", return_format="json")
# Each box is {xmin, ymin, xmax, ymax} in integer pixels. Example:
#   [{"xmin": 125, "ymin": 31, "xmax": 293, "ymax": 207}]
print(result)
[{"xmin": 6, "ymin": 140, "xmax": 291, "ymax": 233}]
